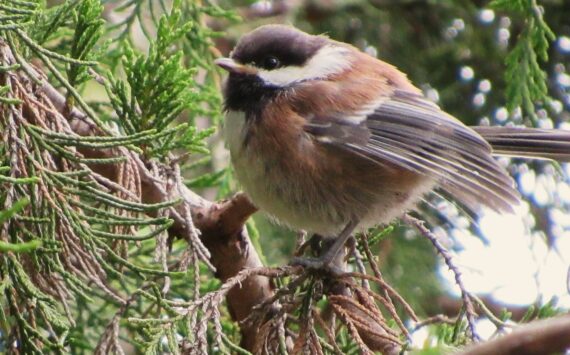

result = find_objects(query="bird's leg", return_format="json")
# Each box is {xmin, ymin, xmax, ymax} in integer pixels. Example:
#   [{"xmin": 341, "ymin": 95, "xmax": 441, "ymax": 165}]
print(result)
[
  {"xmin": 321, "ymin": 220, "xmax": 359, "ymax": 263},
  {"xmin": 290, "ymin": 220, "xmax": 359, "ymax": 274}
]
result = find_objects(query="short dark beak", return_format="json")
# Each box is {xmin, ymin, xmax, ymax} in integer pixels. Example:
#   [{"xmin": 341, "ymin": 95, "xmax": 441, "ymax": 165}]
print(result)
[{"xmin": 214, "ymin": 58, "xmax": 256, "ymax": 75}]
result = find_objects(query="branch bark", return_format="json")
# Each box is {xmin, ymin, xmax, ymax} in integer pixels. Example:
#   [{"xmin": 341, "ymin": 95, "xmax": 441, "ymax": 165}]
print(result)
[
  {"xmin": 460, "ymin": 314, "xmax": 570, "ymax": 355},
  {"xmin": 436, "ymin": 294, "xmax": 533, "ymax": 322},
  {"xmin": 76, "ymin": 116, "xmax": 273, "ymax": 350},
  {"xmin": 74, "ymin": 113, "xmax": 274, "ymax": 350}
]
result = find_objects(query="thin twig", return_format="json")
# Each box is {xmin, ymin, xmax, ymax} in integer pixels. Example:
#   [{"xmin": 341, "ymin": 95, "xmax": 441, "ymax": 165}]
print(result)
[{"xmin": 403, "ymin": 213, "xmax": 480, "ymax": 340}]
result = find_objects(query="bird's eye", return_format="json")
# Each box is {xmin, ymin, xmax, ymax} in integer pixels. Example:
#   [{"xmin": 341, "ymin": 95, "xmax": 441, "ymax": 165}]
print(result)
[{"xmin": 262, "ymin": 56, "xmax": 280, "ymax": 70}]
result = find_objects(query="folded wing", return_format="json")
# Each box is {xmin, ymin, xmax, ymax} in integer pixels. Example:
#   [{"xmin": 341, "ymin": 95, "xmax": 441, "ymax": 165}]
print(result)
[{"xmin": 303, "ymin": 89, "xmax": 520, "ymax": 213}]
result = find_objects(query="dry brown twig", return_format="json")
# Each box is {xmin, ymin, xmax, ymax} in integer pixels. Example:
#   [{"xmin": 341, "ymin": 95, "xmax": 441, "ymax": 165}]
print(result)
[{"xmin": 403, "ymin": 213, "xmax": 480, "ymax": 340}]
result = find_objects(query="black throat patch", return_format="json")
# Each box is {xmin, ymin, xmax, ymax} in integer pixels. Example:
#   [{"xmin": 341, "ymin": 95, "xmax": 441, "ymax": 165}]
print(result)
[
  {"xmin": 222, "ymin": 25, "xmax": 328, "ymax": 117},
  {"xmin": 223, "ymin": 73, "xmax": 281, "ymax": 120}
]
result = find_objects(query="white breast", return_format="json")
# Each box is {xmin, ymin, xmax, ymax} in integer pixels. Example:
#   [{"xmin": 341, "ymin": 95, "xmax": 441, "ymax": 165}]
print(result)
[
  {"xmin": 223, "ymin": 111, "xmax": 248, "ymax": 154},
  {"xmin": 223, "ymin": 111, "xmax": 278, "ymax": 219}
]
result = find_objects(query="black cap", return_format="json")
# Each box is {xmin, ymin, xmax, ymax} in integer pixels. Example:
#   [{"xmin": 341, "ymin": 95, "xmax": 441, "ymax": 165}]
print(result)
[{"xmin": 231, "ymin": 25, "xmax": 328, "ymax": 69}]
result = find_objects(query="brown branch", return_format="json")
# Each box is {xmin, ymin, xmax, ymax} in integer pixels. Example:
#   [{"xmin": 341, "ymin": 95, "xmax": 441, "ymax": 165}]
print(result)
[
  {"xmin": 460, "ymin": 314, "xmax": 570, "ymax": 355},
  {"xmin": 436, "ymin": 294, "xmax": 531, "ymax": 323},
  {"xmin": 79, "ymin": 134, "xmax": 273, "ymax": 349}
]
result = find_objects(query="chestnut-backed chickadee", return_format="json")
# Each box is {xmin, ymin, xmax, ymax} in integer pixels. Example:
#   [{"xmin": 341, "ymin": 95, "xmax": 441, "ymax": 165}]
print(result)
[{"xmin": 215, "ymin": 25, "xmax": 570, "ymax": 267}]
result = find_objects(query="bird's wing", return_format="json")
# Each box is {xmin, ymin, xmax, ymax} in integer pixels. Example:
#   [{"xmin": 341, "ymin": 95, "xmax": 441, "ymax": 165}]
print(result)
[{"xmin": 303, "ymin": 89, "xmax": 520, "ymax": 212}]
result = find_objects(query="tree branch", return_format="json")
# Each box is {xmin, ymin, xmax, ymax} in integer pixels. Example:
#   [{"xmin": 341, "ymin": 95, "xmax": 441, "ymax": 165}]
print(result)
[{"xmin": 460, "ymin": 314, "xmax": 570, "ymax": 355}]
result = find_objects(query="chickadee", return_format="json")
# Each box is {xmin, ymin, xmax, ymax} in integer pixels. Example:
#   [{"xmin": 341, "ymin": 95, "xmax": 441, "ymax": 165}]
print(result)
[{"xmin": 215, "ymin": 25, "xmax": 570, "ymax": 267}]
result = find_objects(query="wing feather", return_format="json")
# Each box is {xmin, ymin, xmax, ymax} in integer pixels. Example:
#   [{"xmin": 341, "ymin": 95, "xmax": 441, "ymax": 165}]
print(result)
[
  {"xmin": 303, "ymin": 89, "xmax": 520, "ymax": 212},
  {"xmin": 473, "ymin": 126, "xmax": 570, "ymax": 161}
]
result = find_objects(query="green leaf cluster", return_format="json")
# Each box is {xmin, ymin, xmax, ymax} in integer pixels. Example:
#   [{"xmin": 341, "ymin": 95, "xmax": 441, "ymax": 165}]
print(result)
[
  {"xmin": 104, "ymin": 3, "xmax": 221, "ymax": 157},
  {"xmin": 68, "ymin": 0, "xmax": 105, "ymax": 88},
  {"xmin": 490, "ymin": 0, "xmax": 555, "ymax": 121}
]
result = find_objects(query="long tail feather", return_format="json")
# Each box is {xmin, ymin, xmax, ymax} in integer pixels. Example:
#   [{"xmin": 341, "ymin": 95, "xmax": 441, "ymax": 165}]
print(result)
[{"xmin": 473, "ymin": 126, "xmax": 570, "ymax": 162}]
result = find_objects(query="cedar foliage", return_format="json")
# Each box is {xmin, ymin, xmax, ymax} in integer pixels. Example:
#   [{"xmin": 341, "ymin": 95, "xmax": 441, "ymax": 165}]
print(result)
[{"xmin": 0, "ymin": 0, "xmax": 236, "ymax": 352}]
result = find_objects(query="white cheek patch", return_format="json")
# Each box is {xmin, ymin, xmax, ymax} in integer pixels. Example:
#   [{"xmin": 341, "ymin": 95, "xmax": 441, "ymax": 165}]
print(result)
[{"xmin": 257, "ymin": 45, "xmax": 352, "ymax": 86}]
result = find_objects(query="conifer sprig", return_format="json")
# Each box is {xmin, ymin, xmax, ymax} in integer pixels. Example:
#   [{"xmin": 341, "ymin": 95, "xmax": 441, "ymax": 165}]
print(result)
[{"xmin": 490, "ymin": 0, "xmax": 555, "ymax": 121}]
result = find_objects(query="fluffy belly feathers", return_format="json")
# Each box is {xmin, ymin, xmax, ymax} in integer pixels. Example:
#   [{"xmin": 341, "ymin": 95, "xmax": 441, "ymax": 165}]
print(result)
[{"xmin": 224, "ymin": 112, "xmax": 434, "ymax": 236}]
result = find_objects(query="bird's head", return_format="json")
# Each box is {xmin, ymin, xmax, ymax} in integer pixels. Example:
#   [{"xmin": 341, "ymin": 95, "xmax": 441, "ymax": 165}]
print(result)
[{"xmin": 215, "ymin": 25, "xmax": 355, "ymax": 113}]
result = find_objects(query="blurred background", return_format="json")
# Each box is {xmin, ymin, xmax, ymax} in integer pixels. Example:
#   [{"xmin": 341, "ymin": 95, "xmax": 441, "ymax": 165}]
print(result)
[{"xmin": 208, "ymin": 0, "xmax": 570, "ymax": 332}]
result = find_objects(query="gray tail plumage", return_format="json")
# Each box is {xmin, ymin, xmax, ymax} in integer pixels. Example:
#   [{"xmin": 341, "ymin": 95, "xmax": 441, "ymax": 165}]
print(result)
[{"xmin": 473, "ymin": 126, "xmax": 570, "ymax": 162}]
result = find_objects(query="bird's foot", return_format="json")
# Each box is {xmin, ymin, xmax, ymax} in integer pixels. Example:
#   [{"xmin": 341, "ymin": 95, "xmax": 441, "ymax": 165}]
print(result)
[{"xmin": 290, "ymin": 220, "xmax": 359, "ymax": 276}]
